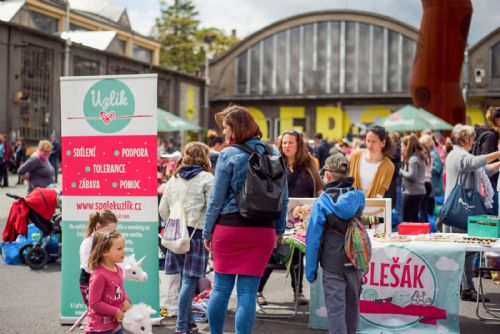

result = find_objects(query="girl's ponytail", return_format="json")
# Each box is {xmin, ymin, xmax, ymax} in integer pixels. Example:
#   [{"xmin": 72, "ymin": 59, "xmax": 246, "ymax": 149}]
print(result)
[{"xmin": 84, "ymin": 210, "xmax": 118, "ymax": 237}]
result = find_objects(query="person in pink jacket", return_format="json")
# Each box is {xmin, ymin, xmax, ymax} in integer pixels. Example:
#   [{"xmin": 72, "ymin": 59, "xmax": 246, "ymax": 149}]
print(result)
[{"xmin": 85, "ymin": 227, "xmax": 131, "ymax": 334}]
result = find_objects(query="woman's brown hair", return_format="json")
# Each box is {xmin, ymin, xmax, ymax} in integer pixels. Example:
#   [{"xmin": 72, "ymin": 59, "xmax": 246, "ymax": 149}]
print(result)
[
  {"xmin": 366, "ymin": 125, "xmax": 396, "ymax": 159},
  {"xmin": 401, "ymin": 134, "xmax": 427, "ymax": 166},
  {"xmin": 278, "ymin": 130, "xmax": 313, "ymax": 175},
  {"xmin": 485, "ymin": 107, "xmax": 500, "ymax": 134},
  {"xmin": 215, "ymin": 105, "xmax": 262, "ymax": 143},
  {"xmin": 173, "ymin": 141, "xmax": 212, "ymax": 176},
  {"xmin": 85, "ymin": 210, "xmax": 118, "ymax": 237},
  {"xmin": 87, "ymin": 227, "xmax": 123, "ymax": 271}
]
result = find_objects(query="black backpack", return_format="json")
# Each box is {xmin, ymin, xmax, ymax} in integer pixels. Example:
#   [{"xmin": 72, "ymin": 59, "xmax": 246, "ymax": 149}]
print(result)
[{"xmin": 232, "ymin": 143, "xmax": 287, "ymax": 221}]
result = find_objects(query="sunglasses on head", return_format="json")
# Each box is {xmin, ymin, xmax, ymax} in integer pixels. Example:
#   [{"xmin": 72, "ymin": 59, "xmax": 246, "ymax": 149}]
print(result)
[{"xmin": 283, "ymin": 129, "xmax": 302, "ymax": 136}]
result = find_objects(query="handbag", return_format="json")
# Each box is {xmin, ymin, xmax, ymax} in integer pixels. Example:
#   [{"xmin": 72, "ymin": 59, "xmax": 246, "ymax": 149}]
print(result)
[
  {"xmin": 161, "ymin": 186, "xmax": 200, "ymax": 254},
  {"xmin": 439, "ymin": 168, "xmax": 486, "ymax": 230}
]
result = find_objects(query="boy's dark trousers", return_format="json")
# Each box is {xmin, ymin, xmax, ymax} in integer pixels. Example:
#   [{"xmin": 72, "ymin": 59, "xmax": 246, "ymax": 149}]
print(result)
[{"xmin": 322, "ymin": 269, "xmax": 362, "ymax": 334}]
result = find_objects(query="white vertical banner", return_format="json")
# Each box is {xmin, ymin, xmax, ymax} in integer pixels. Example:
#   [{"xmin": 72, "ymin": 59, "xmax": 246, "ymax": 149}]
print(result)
[{"xmin": 60, "ymin": 74, "xmax": 159, "ymax": 322}]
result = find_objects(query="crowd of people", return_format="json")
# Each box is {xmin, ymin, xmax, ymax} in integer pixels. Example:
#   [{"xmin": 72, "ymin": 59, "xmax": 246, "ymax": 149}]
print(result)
[
  {"xmin": 153, "ymin": 105, "xmax": 500, "ymax": 334},
  {"xmin": 6, "ymin": 105, "xmax": 500, "ymax": 334}
]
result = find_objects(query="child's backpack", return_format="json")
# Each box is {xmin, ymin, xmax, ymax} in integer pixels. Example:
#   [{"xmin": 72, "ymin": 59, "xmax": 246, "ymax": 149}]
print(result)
[
  {"xmin": 232, "ymin": 143, "xmax": 287, "ymax": 221},
  {"xmin": 344, "ymin": 216, "xmax": 372, "ymax": 274}
]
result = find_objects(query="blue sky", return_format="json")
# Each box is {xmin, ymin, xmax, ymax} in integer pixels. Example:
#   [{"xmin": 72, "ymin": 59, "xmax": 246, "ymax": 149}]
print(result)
[{"xmin": 115, "ymin": 0, "xmax": 499, "ymax": 45}]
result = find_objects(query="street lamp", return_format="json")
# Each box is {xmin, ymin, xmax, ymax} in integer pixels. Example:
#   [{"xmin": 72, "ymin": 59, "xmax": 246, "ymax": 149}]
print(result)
[
  {"xmin": 63, "ymin": 0, "xmax": 71, "ymax": 76},
  {"xmin": 203, "ymin": 33, "xmax": 215, "ymax": 111}
]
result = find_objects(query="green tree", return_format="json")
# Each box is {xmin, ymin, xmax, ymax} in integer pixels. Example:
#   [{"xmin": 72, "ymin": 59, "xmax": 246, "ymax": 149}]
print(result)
[
  {"xmin": 153, "ymin": 1, "xmax": 239, "ymax": 74},
  {"xmin": 153, "ymin": 0, "xmax": 202, "ymax": 73}
]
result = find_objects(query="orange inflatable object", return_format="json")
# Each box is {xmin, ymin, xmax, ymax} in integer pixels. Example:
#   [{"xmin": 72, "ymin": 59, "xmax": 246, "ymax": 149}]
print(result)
[{"xmin": 410, "ymin": 0, "xmax": 473, "ymax": 125}]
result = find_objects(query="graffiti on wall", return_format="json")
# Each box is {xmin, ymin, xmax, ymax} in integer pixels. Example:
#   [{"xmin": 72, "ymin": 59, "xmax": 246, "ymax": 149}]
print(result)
[
  {"xmin": 245, "ymin": 105, "xmax": 485, "ymax": 140},
  {"xmin": 180, "ymin": 83, "xmax": 200, "ymax": 124}
]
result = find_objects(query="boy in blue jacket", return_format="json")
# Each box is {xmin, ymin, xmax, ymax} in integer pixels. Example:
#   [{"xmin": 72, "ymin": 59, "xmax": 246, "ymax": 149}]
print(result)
[{"xmin": 306, "ymin": 153, "xmax": 365, "ymax": 334}]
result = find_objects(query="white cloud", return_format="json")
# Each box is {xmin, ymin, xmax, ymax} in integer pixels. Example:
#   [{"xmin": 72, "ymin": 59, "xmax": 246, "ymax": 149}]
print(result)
[
  {"xmin": 316, "ymin": 306, "xmax": 328, "ymax": 317},
  {"xmin": 436, "ymin": 257, "xmax": 460, "ymax": 271},
  {"xmin": 127, "ymin": 8, "xmax": 158, "ymax": 36},
  {"xmin": 437, "ymin": 325, "xmax": 450, "ymax": 333}
]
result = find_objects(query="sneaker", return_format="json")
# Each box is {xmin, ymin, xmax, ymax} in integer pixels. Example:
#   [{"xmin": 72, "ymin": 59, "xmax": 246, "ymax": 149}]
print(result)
[
  {"xmin": 257, "ymin": 292, "xmax": 268, "ymax": 306},
  {"xmin": 460, "ymin": 289, "xmax": 490, "ymax": 302},
  {"xmin": 188, "ymin": 323, "xmax": 199, "ymax": 334},
  {"xmin": 174, "ymin": 326, "xmax": 197, "ymax": 334},
  {"xmin": 295, "ymin": 293, "xmax": 309, "ymax": 305}
]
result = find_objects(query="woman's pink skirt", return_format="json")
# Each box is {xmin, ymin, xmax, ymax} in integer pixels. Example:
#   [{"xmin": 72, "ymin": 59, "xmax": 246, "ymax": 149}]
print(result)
[{"xmin": 211, "ymin": 224, "xmax": 275, "ymax": 277}]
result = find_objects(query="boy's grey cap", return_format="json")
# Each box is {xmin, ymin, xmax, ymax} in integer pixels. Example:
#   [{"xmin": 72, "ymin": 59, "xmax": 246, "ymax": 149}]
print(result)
[{"xmin": 323, "ymin": 153, "xmax": 350, "ymax": 175}]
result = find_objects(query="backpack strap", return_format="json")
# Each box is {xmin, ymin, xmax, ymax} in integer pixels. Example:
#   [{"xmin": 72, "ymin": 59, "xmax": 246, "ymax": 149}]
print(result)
[
  {"xmin": 229, "ymin": 143, "xmax": 254, "ymax": 206},
  {"xmin": 232, "ymin": 143, "xmax": 254, "ymax": 155},
  {"xmin": 233, "ymin": 142, "xmax": 273, "ymax": 155}
]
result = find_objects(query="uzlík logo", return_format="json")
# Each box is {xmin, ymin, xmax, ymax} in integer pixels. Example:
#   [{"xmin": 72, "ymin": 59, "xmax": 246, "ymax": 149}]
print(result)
[{"xmin": 82, "ymin": 79, "xmax": 135, "ymax": 133}]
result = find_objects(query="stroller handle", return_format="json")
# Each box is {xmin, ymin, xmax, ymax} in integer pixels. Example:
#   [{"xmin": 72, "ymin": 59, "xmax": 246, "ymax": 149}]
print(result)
[{"xmin": 6, "ymin": 193, "xmax": 22, "ymax": 200}]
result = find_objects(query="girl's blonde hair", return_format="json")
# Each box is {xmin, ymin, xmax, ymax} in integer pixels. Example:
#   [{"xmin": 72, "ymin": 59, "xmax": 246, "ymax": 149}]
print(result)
[
  {"xmin": 174, "ymin": 141, "xmax": 212, "ymax": 176},
  {"xmin": 85, "ymin": 210, "xmax": 118, "ymax": 237},
  {"xmin": 88, "ymin": 227, "xmax": 123, "ymax": 271}
]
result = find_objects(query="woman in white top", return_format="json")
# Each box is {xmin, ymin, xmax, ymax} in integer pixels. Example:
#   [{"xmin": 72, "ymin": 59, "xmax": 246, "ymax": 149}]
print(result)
[
  {"xmin": 349, "ymin": 125, "xmax": 396, "ymax": 198},
  {"xmin": 159, "ymin": 141, "xmax": 214, "ymax": 334}
]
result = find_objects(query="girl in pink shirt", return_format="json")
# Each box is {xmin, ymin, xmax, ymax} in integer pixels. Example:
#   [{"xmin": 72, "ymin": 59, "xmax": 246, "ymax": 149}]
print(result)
[
  {"xmin": 79, "ymin": 210, "xmax": 118, "ymax": 307},
  {"xmin": 85, "ymin": 227, "xmax": 130, "ymax": 334}
]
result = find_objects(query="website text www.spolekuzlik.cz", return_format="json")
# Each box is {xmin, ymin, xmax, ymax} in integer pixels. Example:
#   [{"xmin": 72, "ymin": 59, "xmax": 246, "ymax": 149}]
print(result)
[{"xmin": 76, "ymin": 200, "xmax": 142, "ymax": 211}]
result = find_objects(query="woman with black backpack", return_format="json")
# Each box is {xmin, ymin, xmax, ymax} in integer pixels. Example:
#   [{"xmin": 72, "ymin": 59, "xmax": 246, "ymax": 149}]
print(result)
[{"xmin": 203, "ymin": 105, "xmax": 288, "ymax": 334}]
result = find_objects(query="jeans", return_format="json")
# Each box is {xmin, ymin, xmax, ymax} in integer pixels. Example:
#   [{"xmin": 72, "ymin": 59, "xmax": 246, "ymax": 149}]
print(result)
[
  {"xmin": 177, "ymin": 274, "xmax": 197, "ymax": 332},
  {"xmin": 208, "ymin": 272, "xmax": 260, "ymax": 334}
]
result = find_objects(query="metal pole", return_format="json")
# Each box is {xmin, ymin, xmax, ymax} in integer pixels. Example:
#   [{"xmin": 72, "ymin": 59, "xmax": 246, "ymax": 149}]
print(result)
[
  {"xmin": 63, "ymin": 0, "xmax": 71, "ymax": 76},
  {"xmin": 462, "ymin": 47, "xmax": 469, "ymax": 103},
  {"xmin": 204, "ymin": 44, "xmax": 210, "ymax": 109}
]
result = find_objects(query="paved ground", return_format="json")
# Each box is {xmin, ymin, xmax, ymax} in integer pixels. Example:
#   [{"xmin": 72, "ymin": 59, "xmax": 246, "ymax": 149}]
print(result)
[{"xmin": 1, "ymin": 172, "xmax": 499, "ymax": 333}]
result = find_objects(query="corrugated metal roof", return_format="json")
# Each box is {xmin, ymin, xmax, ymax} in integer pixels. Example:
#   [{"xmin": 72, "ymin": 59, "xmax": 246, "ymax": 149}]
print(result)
[
  {"xmin": 69, "ymin": 0, "xmax": 125, "ymax": 23},
  {"xmin": 60, "ymin": 30, "xmax": 117, "ymax": 51},
  {"xmin": 0, "ymin": 0, "xmax": 25, "ymax": 22}
]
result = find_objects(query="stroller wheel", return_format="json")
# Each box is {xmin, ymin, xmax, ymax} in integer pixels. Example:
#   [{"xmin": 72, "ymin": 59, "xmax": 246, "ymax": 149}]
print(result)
[
  {"xmin": 25, "ymin": 246, "xmax": 48, "ymax": 269},
  {"xmin": 18, "ymin": 244, "xmax": 33, "ymax": 265}
]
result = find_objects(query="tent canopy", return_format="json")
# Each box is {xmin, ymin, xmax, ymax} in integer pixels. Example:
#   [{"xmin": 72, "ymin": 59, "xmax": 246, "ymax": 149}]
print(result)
[
  {"xmin": 157, "ymin": 108, "xmax": 201, "ymax": 132},
  {"xmin": 373, "ymin": 105, "xmax": 453, "ymax": 132}
]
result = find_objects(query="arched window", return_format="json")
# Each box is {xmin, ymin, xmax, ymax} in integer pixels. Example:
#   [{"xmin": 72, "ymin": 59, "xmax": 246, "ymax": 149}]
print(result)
[{"xmin": 234, "ymin": 20, "xmax": 416, "ymax": 96}]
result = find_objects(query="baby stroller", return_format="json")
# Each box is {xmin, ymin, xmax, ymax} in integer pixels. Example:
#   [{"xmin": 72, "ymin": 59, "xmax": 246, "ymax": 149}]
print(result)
[{"xmin": 3, "ymin": 188, "xmax": 61, "ymax": 269}]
